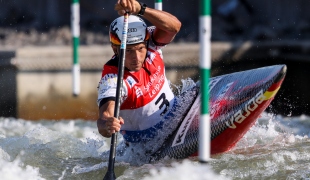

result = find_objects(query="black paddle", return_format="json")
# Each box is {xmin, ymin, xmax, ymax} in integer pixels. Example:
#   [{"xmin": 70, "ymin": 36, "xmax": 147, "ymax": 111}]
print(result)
[{"xmin": 103, "ymin": 12, "xmax": 129, "ymax": 180}]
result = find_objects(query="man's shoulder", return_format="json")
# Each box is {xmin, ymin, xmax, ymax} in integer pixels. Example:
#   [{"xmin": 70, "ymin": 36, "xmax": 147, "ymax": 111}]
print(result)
[
  {"xmin": 105, "ymin": 56, "xmax": 118, "ymax": 67},
  {"xmin": 102, "ymin": 56, "xmax": 118, "ymax": 75},
  {"xmin": 147, "ymin": 26, "xmax": 168, "ymax": 48}
]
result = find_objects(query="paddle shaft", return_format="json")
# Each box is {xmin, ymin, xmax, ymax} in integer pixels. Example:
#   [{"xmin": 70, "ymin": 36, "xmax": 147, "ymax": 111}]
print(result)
[{"xmin": 103, "ymin": 12, "xmax": 129, "ymax": 180}]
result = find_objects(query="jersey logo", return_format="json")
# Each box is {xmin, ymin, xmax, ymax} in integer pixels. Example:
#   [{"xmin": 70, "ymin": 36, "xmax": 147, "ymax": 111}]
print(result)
[
  {"xmin": 126, "ymin": 76, "xmax": 137, "ymax": 88},
  {"xmin": 99, "ymin": 73, "xmax": 118, "ymax": 94},
  {"xmin": 146, "ymin": 52, "xmax": 156, "ymax": 64},
  {"xmin": 135, "ymin": 86, "xmax": 143, "ymax": 98}
]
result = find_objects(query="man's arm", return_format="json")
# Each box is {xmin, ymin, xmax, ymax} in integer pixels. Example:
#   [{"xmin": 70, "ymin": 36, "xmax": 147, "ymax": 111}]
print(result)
[
  {"xmin": 143, "ymin": 7, "xmax": 181, "ymax": 45},
  {"xmin": 97, "ymin": 100, "xmax": 124, "ymax": 137},
  {"xmin": 115, "ymin": 0, "xmax": 182, "ymax": 44}
]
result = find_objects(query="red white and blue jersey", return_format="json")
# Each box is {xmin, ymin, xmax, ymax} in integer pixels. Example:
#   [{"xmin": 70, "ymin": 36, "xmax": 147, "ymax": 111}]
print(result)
[{"xmin": 97, "ymin": 28, "xmax": 175, "ymax": 141}]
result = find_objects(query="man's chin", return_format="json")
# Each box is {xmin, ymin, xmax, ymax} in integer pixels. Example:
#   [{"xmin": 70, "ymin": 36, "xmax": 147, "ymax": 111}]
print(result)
[{"xmin": 129, "ymin": 66, "xmax": 142, "ymax": 72}]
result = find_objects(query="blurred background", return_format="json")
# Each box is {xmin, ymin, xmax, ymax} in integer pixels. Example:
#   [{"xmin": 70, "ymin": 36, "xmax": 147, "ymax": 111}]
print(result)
[{"xmin": 0, "ymin": 0, "xmax": 310, "ymax": 120}]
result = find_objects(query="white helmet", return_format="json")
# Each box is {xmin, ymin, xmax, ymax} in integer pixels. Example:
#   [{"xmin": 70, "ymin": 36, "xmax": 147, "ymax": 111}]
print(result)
[{"xmin": 109, "ymin": 15, "xmax": 150, "ymax": 45}]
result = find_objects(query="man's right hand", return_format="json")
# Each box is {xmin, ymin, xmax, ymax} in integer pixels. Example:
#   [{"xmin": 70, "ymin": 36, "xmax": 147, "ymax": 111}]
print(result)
[
  {"xmin": 97, "ymin": 116, "xmax": 124, "ymax": 137},
  {"xmin": 97, "ymin": 100, "xmax": 124, "ymax": 137}
]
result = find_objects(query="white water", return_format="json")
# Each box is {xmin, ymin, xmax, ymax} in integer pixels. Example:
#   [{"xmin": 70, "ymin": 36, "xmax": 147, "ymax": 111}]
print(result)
[{"xmin": 1, "ymin": 112, "xmax": 310, "ymax": 180}]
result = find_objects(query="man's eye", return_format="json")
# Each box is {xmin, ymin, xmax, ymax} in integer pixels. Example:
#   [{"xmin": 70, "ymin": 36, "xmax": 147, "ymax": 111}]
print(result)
[{"xmin": 139, "ymin": 47, "xmax": 146, "ymax": 51}]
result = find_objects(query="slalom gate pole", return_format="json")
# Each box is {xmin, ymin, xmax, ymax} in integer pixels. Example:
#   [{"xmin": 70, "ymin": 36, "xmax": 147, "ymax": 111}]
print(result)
[
  {"xmin": 199, "ymin": 0, "xmax": 211, "ymax": 163},
  {"xmin": 103, "ymin": 12, "xmax": 129, "ymax": 180},
  {"xmin": 155, "ymin": 0, "xmax": 162, "ymax": 10},
  {"xmin": 71, "ymin": 0, "xmax": 80, "ymax": 97}
]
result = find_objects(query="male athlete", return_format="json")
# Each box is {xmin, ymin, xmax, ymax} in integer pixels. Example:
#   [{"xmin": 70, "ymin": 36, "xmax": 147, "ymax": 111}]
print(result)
[{"xmin": 97, "ymin": 0, "xmax": 181, "ymax": 142}]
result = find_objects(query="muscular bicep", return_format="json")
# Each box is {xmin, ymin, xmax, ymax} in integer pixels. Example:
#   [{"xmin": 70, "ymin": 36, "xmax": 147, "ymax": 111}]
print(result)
[{"xmin": 152, "ymin": 28, "xmax": 177, "ymax": 45}]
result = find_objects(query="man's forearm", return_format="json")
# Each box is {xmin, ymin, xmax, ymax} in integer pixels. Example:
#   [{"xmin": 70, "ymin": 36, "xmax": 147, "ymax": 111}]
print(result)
[
  {"xmin": 98, "ymin": 100, "xmax": 116, "ymax": 137},
  {"xmin": 97, "ymin": 119, "xmax": 111, "ymax": 137},
  {"xmin": 143, "ymin": 7, "xmax": 181, "ymax": 34}
]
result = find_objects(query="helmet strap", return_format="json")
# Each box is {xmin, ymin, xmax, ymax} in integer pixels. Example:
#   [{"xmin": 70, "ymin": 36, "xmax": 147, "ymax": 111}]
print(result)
[
  {"xmin": 145, "ymin": 40, "xmax": 149, "ymax": 60},
  {"xmin": 111, "ymin": 43, "xmax": 119, "ymax": 56}
]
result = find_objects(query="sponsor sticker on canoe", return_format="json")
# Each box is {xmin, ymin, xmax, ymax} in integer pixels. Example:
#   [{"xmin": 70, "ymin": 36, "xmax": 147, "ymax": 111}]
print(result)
[
  {"xmin": 226, "ymin": 90, "xmax": 265, "ymax": 129},
  {"xmin": 171, "ymin": 95, "xmax": 200, "ymax": 147}
]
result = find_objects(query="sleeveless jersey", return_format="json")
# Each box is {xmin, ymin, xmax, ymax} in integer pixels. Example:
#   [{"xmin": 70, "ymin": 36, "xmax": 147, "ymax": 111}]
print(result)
[{"xmin": 97, "ymin": 29, "xmax": 175, "ymax": 141}]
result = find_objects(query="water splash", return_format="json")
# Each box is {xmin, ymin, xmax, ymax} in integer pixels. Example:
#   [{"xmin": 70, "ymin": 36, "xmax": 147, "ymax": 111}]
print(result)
[
  {"xmin": 0, "ymin": 153, "xmax": 44, "ymax": 180},
  {"xmin": 142, "ymin": 160, "xmax": 230, "ymax": 180}
]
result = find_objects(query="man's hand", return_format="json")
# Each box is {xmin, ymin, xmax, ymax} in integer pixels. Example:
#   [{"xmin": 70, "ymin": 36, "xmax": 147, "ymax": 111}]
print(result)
[
  {"xmin": 97, "ymin": 116, "xmax": 124, "ymax": 137},
  {"xmin": 97, "ymin": 100, "xmax": 124, "ymax": 137},
  {"xmin": 115, "ymin": 0, "xmax": 141, "ymax": 15}
]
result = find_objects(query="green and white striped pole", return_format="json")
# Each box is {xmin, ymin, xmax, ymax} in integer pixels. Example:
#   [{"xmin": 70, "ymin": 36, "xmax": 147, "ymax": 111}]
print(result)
[
  {"xmin": 155, "ymin": 0, "xmax": 162, "ymax": 10},
  {"xmin": 71, "ymin": 0, "xmax": 80, "ymax": 96},
  {"xmin": 199, "ymin": 0, "xmax": 211, "ymax": 163}
]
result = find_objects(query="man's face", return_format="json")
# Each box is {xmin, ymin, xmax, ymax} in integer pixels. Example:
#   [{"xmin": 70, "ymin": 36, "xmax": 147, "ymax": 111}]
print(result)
[{"xmin": 124, "ymin": 42, "xmax": 147, "ymax": 71}]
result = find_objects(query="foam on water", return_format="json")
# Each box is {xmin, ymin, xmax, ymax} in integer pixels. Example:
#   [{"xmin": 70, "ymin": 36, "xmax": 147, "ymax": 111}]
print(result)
[
  {"xmin": 141, "ymin": 160, "xmax": 230, "ymax": 180},
  {"xmin": 0, "ymin": 155, "xmax": 44, "ymax": 180},
  {"xmin": 0, "ymin": 117, "xmax": 108, "ymax": 179}
]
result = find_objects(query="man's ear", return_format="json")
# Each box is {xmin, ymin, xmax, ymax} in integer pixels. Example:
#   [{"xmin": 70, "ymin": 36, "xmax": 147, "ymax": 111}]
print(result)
[{"xmin": 111, "ymin": 44, "xmax": 119, "ymax": 55}]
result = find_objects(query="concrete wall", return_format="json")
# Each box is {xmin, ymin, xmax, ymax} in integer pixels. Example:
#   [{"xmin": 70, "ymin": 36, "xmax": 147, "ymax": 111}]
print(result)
[{"xmin": 17, "ymin": 72, "xmax": 99, "ymax": 120}]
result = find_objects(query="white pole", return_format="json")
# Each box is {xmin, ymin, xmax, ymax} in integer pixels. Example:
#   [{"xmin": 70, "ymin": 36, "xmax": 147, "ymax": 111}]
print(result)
[
  {"xmin": 71, "ymin": 0, "xmax": 80, "ymax": 96},
  {"xmin": 199, "ymin": 0, "xmax": 211, "ymax": 163},
  {"xmin": 155, "ymin": 0, "xmax": 162, "ymax": 10}
]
